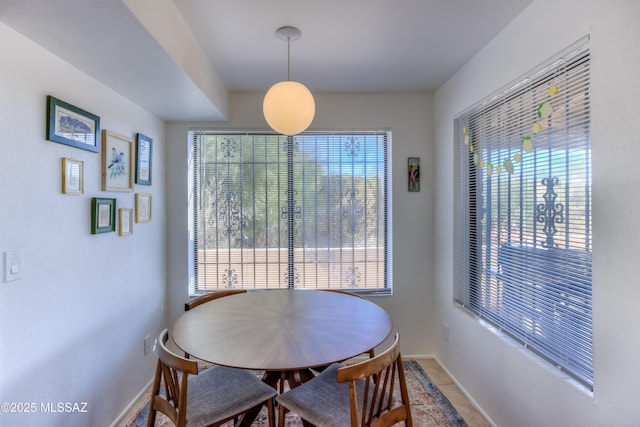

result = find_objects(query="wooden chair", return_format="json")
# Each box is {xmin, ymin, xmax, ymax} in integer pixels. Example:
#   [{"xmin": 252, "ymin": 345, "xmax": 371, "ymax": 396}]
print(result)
[
  {"xmin": 147, "ymin": 329, "xmax": 276, "ymax": 427},
  {"xmin": 276, "ymin": 333, "xmax": 412, "ymax": 427},
  {"xmin": 184, "ymin": 289, "xmax": 247, "ymax": 311}
]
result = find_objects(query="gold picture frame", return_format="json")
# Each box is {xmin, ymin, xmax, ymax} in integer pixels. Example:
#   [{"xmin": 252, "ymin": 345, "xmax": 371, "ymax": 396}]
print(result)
[
  {"xmin": 135, "ymin": 193, "xmax": 152, "ymax": 223},
  {"xmin": 61, "ymin": 157, "xmax": 84, "ymax": 195},
  {"xmin": 102, "ymin": 129, "xmax": 133, "ymax": 192},
  {"xmin": 119, "ymin": 208, "xmax": 133, "ymax": 236}
]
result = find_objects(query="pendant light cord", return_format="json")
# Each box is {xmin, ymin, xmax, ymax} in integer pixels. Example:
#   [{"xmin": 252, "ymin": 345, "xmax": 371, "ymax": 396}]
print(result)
[{"xmin": 287, "ymin": 37, "xmax": 291, "ymax": 81}]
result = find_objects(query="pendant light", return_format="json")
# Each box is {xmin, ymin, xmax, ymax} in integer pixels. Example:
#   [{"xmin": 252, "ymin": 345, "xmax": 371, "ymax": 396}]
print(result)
[{"xmin": 263, "ymin": 26, "xmax": 315, "ymax": 136}]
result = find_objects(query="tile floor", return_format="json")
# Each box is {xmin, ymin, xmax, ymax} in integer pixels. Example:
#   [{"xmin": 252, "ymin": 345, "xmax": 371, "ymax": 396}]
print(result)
[
  {"xmin": 119, "ymin": 359, "xmax": 491, "ymax": 427},
  {"xmin": 416, "ymin": 358, "xmax": 491, "ymax": 427}
]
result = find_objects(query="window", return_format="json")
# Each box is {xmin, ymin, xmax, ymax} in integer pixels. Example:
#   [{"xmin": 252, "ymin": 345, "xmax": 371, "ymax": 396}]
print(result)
[
  {"xmin": 189, "ymin": 131, "xmax": 391, "ymax": 295},
  {"xmin": 453, "ymin": 38, "xmax": 592, "ymax": 388}
]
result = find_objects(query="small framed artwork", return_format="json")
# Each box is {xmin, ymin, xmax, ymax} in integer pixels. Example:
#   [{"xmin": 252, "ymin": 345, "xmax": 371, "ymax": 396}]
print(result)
[
  {"xmin": 119, "ymin": 208, "xmax": 133, "ymax": 236},
  {"xmin": 102, "ymin": 129, "xmax": 134, "ymax": 192},
  {"xmin": 135, "ymin": 133, "xmax": 153, "ymax": 186},
  {"xmin": 61, "ymin": 158, "xmax": 84, "ymax": 195},
  {"xmin": 408, "ymin": 157, "xmax": 420, "ymax": 192},
  {"xmin": 46, "ymin": 95, "xmax": 100, "ymax": 153},
  {"xmin": 135, "ymin": 193, "xmax": 152, "ymax": 223},
  {"xmin": 91, "ymin": 197, "xmax": 116, "ymax": 234}
]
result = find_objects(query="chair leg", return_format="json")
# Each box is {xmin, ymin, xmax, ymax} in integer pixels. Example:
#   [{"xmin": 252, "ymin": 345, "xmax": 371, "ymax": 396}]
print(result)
[
  {"xmin": 277, "ymin": 401, "xmax": 286, "ymax": 427},
  {"xmin": 146, "ymin": 405, "xmax": 156, "ymax": 427},
  {"xmin": 266, "ymin": 398, "xmax": 276, "ymax": 427}
]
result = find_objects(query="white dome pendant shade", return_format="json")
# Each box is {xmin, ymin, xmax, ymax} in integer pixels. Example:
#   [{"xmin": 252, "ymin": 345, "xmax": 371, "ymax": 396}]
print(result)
[
  {"xmin": 263, "ymin": 81, "xmax": 315, "ymax": 136},
  {"xmin": 263, "ymin": 26, "xmax": 315, "ymax": 136}
]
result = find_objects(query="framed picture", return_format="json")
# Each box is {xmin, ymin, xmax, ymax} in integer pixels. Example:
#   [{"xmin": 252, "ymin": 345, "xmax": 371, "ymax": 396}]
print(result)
[
  {"xmin": 135, "ymin": 193, "xmax": 152, "ymax": 223},
  {"xmin": 408, "ymin": 157, "xmax": 420, "ymax": 192},
  {"xmin": 61, "ymin": 158, "xmax": 84, "ymax": 195},
  {"xmin": 119, "ymin": 208, "xmax": 133, "ymax": 236},
  {"xmin": 46, "ymin": 95, "xmax": 100, "ymax": 153},
  {"xmin": 91, "ymin": 197, "xmax": 116, "ymax": 234},
  {"xmin": 102, "ymin": 129, "xmax": 134, "ymax": 192},
  {"xmin": 135, "ymin": 133, "xmax": 153, "ymax": 185}
]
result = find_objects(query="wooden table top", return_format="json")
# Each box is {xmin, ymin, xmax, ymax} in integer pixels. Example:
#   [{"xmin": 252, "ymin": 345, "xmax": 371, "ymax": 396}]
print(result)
[{"xmin": 172, "ymin": 289, "xmax": 392, "ymax": 371}]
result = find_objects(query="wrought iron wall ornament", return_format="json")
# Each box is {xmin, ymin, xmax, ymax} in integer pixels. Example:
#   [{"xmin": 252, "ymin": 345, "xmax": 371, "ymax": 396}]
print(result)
[
  {"xmin": 342, "ymin": 188, "xmax": 364, "ymax": 235},
  {"xmin": 345, "ymin": 267, "xmax": 362, "ymax": 287},
  {"xmin": 222, "ymin": 269, "xmax": 239, "ymax": 287},
  {"xmin": 218, "ymin": 190, "xmax": 248, "ymax": 241},
  {"xmin": 220, "ymin": 136, "xmax": 238, "ymax": 157},
  {"xmin": 283, "ymin": 268, "xmax": 300, "ymax": 285},
  {"xmin": 344, "ymin": 136, "xmax": 361, "ymax": 157},
  {"xmin": 281, "ymin": 194, "xmax": 302, "ymax": 220},
  {"xmin": 536, "ymin": 176, "xmax": 564, "ymax": 248},
  {"xmin": 282, "ymin": 137, "xmax": 299, "ymax": 151}
]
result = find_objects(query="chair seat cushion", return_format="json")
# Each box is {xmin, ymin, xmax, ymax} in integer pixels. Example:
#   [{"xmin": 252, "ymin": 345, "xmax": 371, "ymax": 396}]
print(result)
[
  {"xmin": 276, "ymin": 364, "xmax": 365, "ymax": 427},
  {"xmin": 187, "ymin": 366, "xmax": 276, "ymax": 427}
]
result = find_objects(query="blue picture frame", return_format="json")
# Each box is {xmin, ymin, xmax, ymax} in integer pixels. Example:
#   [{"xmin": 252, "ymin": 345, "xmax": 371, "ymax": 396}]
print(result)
[{"xmin": 135, "ymin": 133, "xmax": 153, "ymax": 185}]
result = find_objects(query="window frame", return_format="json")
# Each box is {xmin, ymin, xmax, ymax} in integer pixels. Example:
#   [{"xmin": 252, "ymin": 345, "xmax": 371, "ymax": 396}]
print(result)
[
  {"xmin": 188, "ymin": 130, "xmax": 393, "ymax": 297},
  {"xmin": 453, "ymin": 38, "xmax": 593, "ymax": 389}
]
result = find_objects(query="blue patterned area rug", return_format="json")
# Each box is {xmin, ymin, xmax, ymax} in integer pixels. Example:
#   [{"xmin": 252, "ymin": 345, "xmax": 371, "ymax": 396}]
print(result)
[{"xmin": 125, "ymin": 360, "xmax": 467, "ymax": 426}]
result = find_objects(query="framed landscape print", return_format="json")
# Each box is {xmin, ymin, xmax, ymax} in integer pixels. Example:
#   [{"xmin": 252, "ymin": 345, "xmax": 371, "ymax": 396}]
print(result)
[
  {"xmin": 91, "ymin": 198, "xmax": 116, "ymax": 234},
  {"xmin": 61, "ymin": 158, "xmax": 84, "ymax": 195},
  {"xmin": 135, "ymin": 193, "xmax": 152, "ymax": 223},
  {"xmin": 135, "ymin": 133, "xmax": 153, "ymax": 185},
  {"xmin": 46, "ymin": 95, "xmax": 100, "ymax": 153},
  {"xmin": 102, "ymin": 129, "xmax": 133, "ymax": 192}
]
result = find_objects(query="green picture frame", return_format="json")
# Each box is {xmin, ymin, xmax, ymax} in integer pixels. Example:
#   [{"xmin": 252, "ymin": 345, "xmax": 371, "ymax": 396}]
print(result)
[
  {"xmin": 91, "ymin": 197, "xmax": 116, "ymax": 234},
  {"xmin": 46, "ymin": 95, "xmax": 100, "ymax": 153}
]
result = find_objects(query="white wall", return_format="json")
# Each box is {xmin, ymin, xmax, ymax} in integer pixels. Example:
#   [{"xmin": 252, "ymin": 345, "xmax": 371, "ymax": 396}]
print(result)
[
  {"xmin": 0, "ymin": 23, "xmax": 166, "ymax": 426},
  {"xmin": 434, "ymin": 0, "xmax": 640, "ymax": 425},
  {"xmin": 166, "ymin": 91, "xmax": 436, "ymax": 358}
]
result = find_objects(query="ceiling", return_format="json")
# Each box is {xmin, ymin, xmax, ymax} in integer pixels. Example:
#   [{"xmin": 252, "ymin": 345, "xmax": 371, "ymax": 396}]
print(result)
[{"xmin": 0, "ymin": 0, "xmax": 532, "ymax": 121}]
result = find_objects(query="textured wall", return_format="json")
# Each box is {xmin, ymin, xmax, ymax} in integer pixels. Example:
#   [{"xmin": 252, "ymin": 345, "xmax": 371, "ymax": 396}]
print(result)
[
  {"xmin": 0, "ymin": 23, "xmax": 166, "ymax": 427},
  {"xmin": 434, "ymin": 0, "xmax": 640, "ymax": 425}
]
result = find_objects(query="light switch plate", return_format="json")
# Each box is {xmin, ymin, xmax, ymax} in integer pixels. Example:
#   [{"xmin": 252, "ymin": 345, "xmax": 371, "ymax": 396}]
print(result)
[{"xmin": 4, "ymin": 250, "xmax": 23, "ymax": 282}]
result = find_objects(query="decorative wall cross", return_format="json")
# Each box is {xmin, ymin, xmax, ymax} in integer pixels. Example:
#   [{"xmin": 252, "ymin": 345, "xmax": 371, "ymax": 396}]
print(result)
[{"xmin": 535, "ymin": 177, "xmax": 564, "ymax": 248}]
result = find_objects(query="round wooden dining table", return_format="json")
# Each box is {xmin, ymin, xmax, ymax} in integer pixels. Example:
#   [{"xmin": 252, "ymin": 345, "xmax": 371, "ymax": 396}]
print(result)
[{"xmin": 172, "ymin": 289, "xmax": 392, "ymax": 387}]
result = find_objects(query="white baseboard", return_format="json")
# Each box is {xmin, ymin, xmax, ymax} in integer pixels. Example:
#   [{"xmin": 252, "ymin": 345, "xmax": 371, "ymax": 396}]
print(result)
[
  {"xmin": 109, "ymin": 377, "xmax": 153, "ymax": 427},
  {"xmin": 414, "ymin": 354, "xmax": 496, "ymax": 427}
]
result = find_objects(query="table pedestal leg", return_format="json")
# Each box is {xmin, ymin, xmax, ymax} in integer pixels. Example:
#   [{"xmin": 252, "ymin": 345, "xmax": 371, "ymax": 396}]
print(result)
[{"xmin": 237, "ymin": 368, "xmax": 317, "ymax": 426}]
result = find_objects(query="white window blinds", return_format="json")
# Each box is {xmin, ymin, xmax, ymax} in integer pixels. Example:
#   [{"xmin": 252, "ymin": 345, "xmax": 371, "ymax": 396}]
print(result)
[
  {"xmin": 453, "ymin": 37, "xmax": 592, "ymax": 388},
  {"xmin": 189, "ymin": 131, "xmax": 391, "ymax": 295}
]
